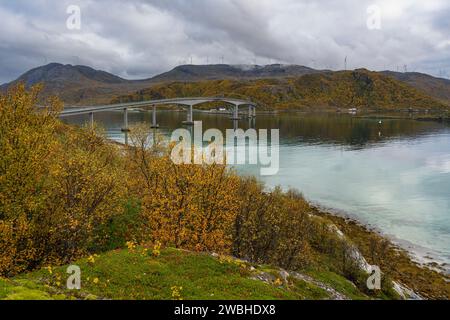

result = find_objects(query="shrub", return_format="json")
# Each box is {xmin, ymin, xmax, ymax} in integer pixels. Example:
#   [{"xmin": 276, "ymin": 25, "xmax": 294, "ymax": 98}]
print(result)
[
  {"xmin": 125, "ymin": 124, "xmax": 241, "ymax": 253},
  {"xmin": 233, "ymin": 178, "xmax": 314, "ymax": 270},
  {"xmin": 0, "ymin": 84, "xmax": 125, "ymax": 276}
]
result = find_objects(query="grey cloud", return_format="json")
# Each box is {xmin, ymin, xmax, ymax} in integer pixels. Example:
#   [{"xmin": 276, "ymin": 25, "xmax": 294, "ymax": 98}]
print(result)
[{"xmin": 0, "ymin": 0, "xmax": 449, "ymax": 84}]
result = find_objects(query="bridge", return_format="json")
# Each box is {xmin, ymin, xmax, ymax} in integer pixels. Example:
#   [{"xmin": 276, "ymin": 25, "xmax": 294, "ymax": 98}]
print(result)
[{"xmin": 60, "ymin": 97, "xmax": 257, "ymax": 131}]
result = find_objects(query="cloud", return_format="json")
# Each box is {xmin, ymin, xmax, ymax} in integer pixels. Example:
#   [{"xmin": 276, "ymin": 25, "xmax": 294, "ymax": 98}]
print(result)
[{"xmin": 0, "ymin": 0, "xmax": 449, "ymax": 83}]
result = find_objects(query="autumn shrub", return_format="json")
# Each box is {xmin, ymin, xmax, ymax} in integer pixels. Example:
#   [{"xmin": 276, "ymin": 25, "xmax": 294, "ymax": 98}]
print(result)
[
  {"xmin": 125, "ymin": 124, "xmax": 241, "ymax": 253},
  {"xmin": 41, "ymin": 125, "xmax": 126, "ymax": 259},
  {"xmin": 232, "ymin": 177, "xmax": 314, "ymax": 270},
  {"xmin": 0, "ymin": 84, "xmax": 126, "ymax": 276}
]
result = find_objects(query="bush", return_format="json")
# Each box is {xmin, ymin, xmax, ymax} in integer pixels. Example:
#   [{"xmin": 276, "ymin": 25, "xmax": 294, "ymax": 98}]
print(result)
[
  {"xmin": 233, "ymin": 178, "xmax": 314, "ymax": 270},
  {"xmin": 125, "ymin": 124, "xmax": 241, "ymax": 253},
  {"xmin": 93, "ymin": 198, "xmax": 143, "ymax": 251},
  {"xmin": 0, "ymin": 84, "xmax": 125, "ymax": 276}
]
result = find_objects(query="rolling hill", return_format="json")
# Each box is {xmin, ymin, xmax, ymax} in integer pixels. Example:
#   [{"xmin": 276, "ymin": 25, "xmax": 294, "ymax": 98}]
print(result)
[
  {"xmin": 0, "ymin": 63, "xmax": 153, "ymax": 105},
  {"xmin": 150, "ymin": 64, "xmax": 324, "ymax": 82},
  {"xmin": 382, "ymin": 71, "xmax": 450, "ymax": 104},
  {"xmin": 116, "ymin": 69, "xmax": 449, "ymax": 111},
  {"xmin": 1, "ymin": 63, "xmax": 449, "ymax": 110}
]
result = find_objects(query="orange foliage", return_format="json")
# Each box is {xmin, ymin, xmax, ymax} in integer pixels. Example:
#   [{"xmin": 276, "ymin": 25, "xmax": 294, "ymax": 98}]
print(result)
[{"xmin": 126, "ymin": 124, "xmax": 240, "ymax": 253}]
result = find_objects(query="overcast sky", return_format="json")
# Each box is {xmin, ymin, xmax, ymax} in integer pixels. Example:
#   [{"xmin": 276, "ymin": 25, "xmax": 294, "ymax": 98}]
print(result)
[{"xmin": 1, "ymin": 0, "xmax": 449, "ymax": 84}]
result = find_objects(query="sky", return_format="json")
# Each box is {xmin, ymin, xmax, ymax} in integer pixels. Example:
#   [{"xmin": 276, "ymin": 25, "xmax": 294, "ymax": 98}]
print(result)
[{"xmin": 0, "ymin": 0, "xmax": 449, "ymax": 84}]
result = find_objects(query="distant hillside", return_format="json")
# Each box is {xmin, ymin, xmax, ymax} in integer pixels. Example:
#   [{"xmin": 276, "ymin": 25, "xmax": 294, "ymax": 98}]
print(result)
[
  {"xmin": 0, "ymin": 63, "xmax": 152, "ymax": 105},
  {"xmin": 116, "ymin": 69, "xmax": 448, "ymax": 111},
  {"xmin": 0, "ymin": 64, "xmax": 326, "ymax": 106},
  {"xmin": 2, "ymin": 63, "xmax": 449, "ymax": 108},
  {"xmin": 149, "ymin": 64, "xmax": 323, "ymax": 82},
  {"xmin": 382, "ymin": 71, "xmax": 450, "ymax": 104}
]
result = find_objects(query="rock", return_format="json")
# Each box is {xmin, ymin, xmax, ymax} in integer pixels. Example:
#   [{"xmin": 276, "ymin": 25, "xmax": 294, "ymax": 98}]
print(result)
[
  {"xmin": 279, "ymin": 269, "xmax": 290, "ymax": 282},
  {"xmin": 392, "ymin": 281, "xmax": 423, "ymax": 300}
]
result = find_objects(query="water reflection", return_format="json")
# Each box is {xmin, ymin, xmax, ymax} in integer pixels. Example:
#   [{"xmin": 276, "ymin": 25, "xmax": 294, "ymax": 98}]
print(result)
[{"xmin": 64, "ymin": 111, "xmax": 445, "ymax": 149}]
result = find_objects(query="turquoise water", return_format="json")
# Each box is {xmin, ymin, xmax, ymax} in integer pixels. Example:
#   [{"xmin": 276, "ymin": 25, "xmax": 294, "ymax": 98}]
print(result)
[{"xmin": 64, "ymin": 111, "xmax": 450, "ymax": 268}]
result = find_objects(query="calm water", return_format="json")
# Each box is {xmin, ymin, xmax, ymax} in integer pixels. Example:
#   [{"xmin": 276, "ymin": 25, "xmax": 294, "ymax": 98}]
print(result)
[{"xmin": 64, "ymin": 110, "xmax": 450, "ymax": 268}]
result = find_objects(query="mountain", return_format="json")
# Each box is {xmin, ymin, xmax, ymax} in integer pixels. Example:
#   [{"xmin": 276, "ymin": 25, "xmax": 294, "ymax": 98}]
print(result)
[
  {"xmin": 0, "ymin": 63, "xmax": 325, "ymax": 106},
  {"xmin": 116, "ymin": 69, "xmax": 448, "ymax": 111},
  {"xmin": 382, "ymin": 71, "xmax": 450, "ymax": 104},
  {"xmin": 13, "ymin": 62, "xmax": 127, "ymax": 85},
  {"xmin": 0, "ymin": 63, "xmax": 153, "ymax": 105},
  {"xmin": 2, "ymin": 63, "xmax": 449, "ymax": 109},
  {"xmin": 149, "ymin": 64, "xmax": 324, "ymax": 82}
]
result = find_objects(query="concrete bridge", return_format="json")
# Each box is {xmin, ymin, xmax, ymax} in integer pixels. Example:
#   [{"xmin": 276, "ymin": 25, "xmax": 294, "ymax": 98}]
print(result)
[{"xmin": 60, "ymin": 97, "xmax": 257, "ymax": 131}]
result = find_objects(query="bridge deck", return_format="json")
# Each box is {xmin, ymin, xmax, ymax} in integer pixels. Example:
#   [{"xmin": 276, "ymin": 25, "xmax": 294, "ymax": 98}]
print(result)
[{"xmin": 60, "ymin": 97, "xmax": 256, "ymax": 117}]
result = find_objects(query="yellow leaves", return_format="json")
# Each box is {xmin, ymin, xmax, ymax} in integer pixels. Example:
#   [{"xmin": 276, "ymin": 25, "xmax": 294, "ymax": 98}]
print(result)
[
  {"xmin": 87, "ymin": 254, "xmax": 99, "ymax": 265},
  {"xmin": 46, "ymin": 266, "xmax": 53, "ymax": 275},
  {"xmin": 171, "ymin": 286, "xmax": 183, "ymax": 300},
  {"xmin": 125, "ymin": 135, "xmax": 241, "ymax": 254},
  {"xmin": 55, "ymin": 274, "xmax": 62, "ymax": 287},
  {"xmin": 93, "ymin": 277, "xmax": 99, "ymax": 285},
  {"xmin": 0, "ymin": 85, "xmax": 126, "ymax": 276},
  {"xmin": 273, "ymin": 278, "xmax": 283, "ymax": 287},
  {"xmin": 126, "ymin": 241, "xmax": 137, "ymax": 251},
  {"xmin": 233, "ymin": 184, "xmax": 314, "ymax": 270},
  {"xmin": 152, "ymin": 242, "xmax": 161, "ymax": 257},
  {"xmin": 140, "ymin": 248, "xmax": 149, "ymax": 257}
]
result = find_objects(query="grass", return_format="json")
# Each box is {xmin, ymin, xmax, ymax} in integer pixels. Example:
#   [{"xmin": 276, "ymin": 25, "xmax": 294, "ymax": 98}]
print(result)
[
  {"xmin": 12, "ymin": 247, "xmax": 359, "ymax": 300},
  {"xmin": 304, "ymin": 269, "xmax": 367, "ymax": 300},
  {"xmin": 0, "ymin": 278, "xmax": 68, "ymax": 300},
  {"xmin": 4, "ymin": 228, "xmax": 445, "ymax": 300}
]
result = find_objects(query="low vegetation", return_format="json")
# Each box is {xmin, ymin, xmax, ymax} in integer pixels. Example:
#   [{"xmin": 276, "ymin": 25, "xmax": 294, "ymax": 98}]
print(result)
[
  {"xmin": 0, "ymin": 247, "xmax": 373, "ymax": 300},
  {"xmin": 0, "ymin": 84, "xmax": 448, "ymax": 299},
  {"xmin": 114, "ymin": 69, "xmax": 449, "ymax": 112}
]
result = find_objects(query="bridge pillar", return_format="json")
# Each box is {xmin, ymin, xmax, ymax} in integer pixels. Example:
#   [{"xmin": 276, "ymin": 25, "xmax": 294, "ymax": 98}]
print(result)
[
  {"xmin": 247, "ymin": 105, "xmax": 256, "ymax": 119},
  {"xmin": 89, "ymin": 112, "xmax": 94, "ymax": 128},
  {"xmin": 231, "ymin": 104, "xmax": 240, "ymax": 120},
  {"xmin": 151, "ymin": 104, "xmax": 159, "ymax": 128},
  {"xmin": 121, "ymin": 108, "xmax": 130, "ymax": 132},
  {"xmin": 182, "ymin": 104, "xmax": 194, "ymax": 125}
]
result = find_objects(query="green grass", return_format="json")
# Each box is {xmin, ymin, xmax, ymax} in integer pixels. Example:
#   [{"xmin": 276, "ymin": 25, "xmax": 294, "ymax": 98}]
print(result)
[
  {"xmin": 6, "ymin": 247, "xmax": 379, "ymax": 300},
  {"xmin": 0, "ymin": 278, "xmax": 67, "ymax": 300},
  {"xmin": 304, "ymin": 270, "xmax": 368, "ymax": 300}
]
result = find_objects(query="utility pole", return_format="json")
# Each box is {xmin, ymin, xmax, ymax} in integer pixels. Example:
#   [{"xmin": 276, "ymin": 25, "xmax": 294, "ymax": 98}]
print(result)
[{"xmin": 344, "ymin": 56, "xmax": 347, "ymax": 71}]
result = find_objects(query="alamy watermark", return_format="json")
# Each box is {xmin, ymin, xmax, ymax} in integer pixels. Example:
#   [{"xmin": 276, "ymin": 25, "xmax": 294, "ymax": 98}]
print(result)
[
  {"xmin": 366, "ymin": 265, "xmax": 381, "ymax": 290},
  {"xmin": 66, "ymin": 265, "xmax": 81, "ymax": 290},
  {"xmin": 366, "ymin": 4, "xmax": 382, "ymax": 30},
  {"xmin": 66, "ymin": 5, "xmax": 81, "ymax": 30},
  {"xmin": 169, "ymin": 121, "xmax": 279, "ymax": 176}
]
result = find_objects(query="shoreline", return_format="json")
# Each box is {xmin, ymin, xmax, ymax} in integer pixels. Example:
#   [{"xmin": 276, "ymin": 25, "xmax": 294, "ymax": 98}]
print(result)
[
  {"xmin": 309, "ymin": 201, "xmax": 450, "ymax": 276},
  {"xmin": 310, "ymin": 204, "xmax": 449, "ymax": 299}
]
